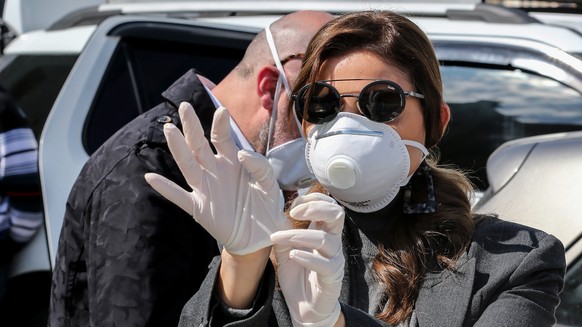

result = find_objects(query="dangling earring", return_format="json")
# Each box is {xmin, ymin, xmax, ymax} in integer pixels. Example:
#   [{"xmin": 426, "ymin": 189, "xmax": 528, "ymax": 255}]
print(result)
[{"xmin": 403, "ymin": 162, "xmax": 437, "ymax": 214}]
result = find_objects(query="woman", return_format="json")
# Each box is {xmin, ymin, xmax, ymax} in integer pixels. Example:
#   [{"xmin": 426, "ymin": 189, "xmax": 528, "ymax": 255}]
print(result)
[{"xmin": 148, "ymin": 11, "xmax": 565, "ymax": 327}]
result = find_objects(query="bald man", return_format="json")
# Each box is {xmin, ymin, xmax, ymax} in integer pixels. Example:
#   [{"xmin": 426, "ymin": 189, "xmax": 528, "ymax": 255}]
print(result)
[{"xmin": 48, "ymin": 10, "xmax": 334, "ymax": 327}]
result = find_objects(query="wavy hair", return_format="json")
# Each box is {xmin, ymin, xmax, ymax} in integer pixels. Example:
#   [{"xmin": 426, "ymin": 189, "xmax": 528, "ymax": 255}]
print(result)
[{"xmin": 289, "ymin": 11, "xmax": 475, "ymax": 324}]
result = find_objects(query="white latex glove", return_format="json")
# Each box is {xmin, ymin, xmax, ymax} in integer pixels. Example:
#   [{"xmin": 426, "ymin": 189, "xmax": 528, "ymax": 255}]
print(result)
[
  {"xmin": 145, "ymin": 102, "xmax": 290, "ymax": 255},
  {"xmin": 270, "ymin": 193, "xmax": 345, "ymax": 327}
]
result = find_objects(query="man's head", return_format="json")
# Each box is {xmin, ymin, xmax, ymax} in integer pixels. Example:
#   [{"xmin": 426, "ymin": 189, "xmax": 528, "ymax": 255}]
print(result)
[
  {"xmin": 213, "ymin": 10, "xmax": 334, "ymax": 154},
  {"xmin": 212, "ymin": 10, "xmax": 333, "ymax": 192}
]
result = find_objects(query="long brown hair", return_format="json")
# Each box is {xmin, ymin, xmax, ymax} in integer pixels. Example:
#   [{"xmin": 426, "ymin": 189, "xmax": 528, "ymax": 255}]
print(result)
[{"xmin": 290, "ymin": 11, "xmax": 475, "ymax": 324}]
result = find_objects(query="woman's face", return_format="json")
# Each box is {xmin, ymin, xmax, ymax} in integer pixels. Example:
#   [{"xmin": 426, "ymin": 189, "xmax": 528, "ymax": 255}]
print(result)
[{"xmin": 305, "ymin": 50, "xmax": 427, "ymax": 175}]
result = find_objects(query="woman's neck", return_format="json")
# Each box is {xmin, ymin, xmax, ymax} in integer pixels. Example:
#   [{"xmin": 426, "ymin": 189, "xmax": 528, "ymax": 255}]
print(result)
[{"xmin": 345, "ymin": 193, "xmax": 402, "ymax": 246}]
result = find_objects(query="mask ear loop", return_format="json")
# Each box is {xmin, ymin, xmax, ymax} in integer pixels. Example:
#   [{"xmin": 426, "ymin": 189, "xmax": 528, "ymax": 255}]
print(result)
[
  {"xmin": 398, "ymin": 139, "xmax": 429, "ymax": 187},
  {"xmin": 265, "ymin": 24, "xmax": 290, "ymax": 153},
  {"xmin": 402, "ymin": 140, "xmax": 429, "ymax": 159},
  {"xmin": 265, "ymin": 25, "xmax": 291, "ymax": 92},
  {"xmin": 265, "ymin": 24, "xmax": 305, "ymax": 139},
  {"xmin": 292, "ymin": 100, "xmax": 305, "ymax": 138},
  {"xmin": 266, "ymin": 77, "xmax": 283, "ymax": 153}
]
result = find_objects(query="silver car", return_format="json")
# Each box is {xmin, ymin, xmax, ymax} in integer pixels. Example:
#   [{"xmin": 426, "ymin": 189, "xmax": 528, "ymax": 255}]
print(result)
[
  {"xmin": 1, "ymin": 1, "xmax": 582, "ymax": 325},
  {"xmin": 476, "ymin": 131, "xmax": 582, "ymax": 326}
]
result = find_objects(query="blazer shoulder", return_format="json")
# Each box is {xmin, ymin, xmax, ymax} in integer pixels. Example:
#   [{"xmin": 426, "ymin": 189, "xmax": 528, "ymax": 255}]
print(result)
[
  {"xmin": 473, "ymin": 215, "xmax": 562, "ymax": 247},
  {"xmin": 469, "ymin": 215, "xmax": 565, "ymax": 268}
]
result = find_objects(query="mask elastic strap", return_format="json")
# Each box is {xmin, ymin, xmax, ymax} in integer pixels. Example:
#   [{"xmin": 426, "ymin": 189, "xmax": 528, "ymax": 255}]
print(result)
[
  {"xmin": 399, "ymin": 139, "xmax": 429, "ymax": 187},
  {"xmin": 266, "ymin": 77, "xmax": 283, "ymax": 153},
  {"xmin": 292, "ymin": 102, "xmax": 305, "ymax": 138},
  {"xmin": 265, "ymin": 24, "xmax": 302, "ymax": 150},
  {"xmin": 265, "ymin": 25, "xmax": 291, "ymax": 92},
  {"xmin": 402, "ymin": 139, "xmax": 429, "ymax": 161}
]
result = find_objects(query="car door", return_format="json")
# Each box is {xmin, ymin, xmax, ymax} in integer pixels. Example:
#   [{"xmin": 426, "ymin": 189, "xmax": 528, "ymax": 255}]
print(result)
[{"xmin": 431, "ymin": 37, "xmax": 582, "ymax": 192}]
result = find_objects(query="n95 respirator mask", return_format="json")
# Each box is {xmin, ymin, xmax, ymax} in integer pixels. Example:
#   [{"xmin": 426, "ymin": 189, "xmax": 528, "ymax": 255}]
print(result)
[{"xmin": 305, "ymin": 112, "xmax": 428, "ymax": 213}]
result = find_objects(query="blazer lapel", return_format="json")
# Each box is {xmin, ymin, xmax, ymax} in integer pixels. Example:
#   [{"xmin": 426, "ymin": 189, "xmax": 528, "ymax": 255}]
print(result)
[{"xmin": 414, "ymin": 255, "xmax": 476, "ymax": 327}]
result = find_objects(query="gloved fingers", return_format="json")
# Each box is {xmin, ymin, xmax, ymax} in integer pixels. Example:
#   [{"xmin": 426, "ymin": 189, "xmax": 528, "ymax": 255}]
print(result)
[
  {"xmin": 210, "ymin": 107, "xmax": 240, "ymax": 163},
  {"xmin": 289, "ymin": 196, "xmax": 345, "ymax": 236},
  {"xmin": 270, "ymin": 229, "xmax": 341, "ymax": 259},
  {"xmin": 238, "ymin": 150, "xmax": 278, "ymax": 192},
  {"xmin": 288, "ymin": 249, "xmax": 344, "ymax": 283},
  {"xmin": 164, "ymin": 123, "xmax": 205, "ymax": 188},
  {"xmin": 178, "ymin": 102, "xmax": 216, "ymax": 171},
  {"xmin": 290, "ymin": 192, "xmax": 337, "ymax": 208},
  {"xmin": 144, "ymin": 173, "xmax": 196, "ymax": 216},
  {"xmin": 291, "ymin": 303, "xmax": 342, "ymax": 327},
  {"xmin": 271, "ymin": 229, "xmax": 324, "ymax": 249},
  {"xmin": 271, "ymin": 243, "xmax": 293, "ymax": 264}
]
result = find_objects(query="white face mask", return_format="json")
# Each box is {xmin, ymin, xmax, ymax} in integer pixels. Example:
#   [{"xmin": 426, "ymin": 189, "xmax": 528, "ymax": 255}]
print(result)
[
  {"xmin": 305, "ymin": 112, "xmax": 429, "ymax": 213},
  {"xmin": 264, "ymin": 25, "xmax": 315, "ymax": 191}
]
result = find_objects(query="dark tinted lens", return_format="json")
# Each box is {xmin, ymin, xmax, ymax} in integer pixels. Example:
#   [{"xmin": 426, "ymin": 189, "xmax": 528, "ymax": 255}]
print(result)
[
  {"xmin": 359, "ymin": 81, "xmax": 404, "ymax": 122},
  {"xmin": 298, "ymin": 82, "xmax": 340, "ymax": 124}
]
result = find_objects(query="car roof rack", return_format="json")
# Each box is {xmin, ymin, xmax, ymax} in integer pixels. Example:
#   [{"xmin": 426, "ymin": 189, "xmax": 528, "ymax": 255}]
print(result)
[
  {"xmin": 446, "ymin": 4, "xmax": 540, "ymax": 24},
  {"xmin": 48, "ymin": 6, "xmax": 122, "ymax": 31},
  {"xmin": 48, "ymin": 2, "xmax": 542, "ymax": 32}
]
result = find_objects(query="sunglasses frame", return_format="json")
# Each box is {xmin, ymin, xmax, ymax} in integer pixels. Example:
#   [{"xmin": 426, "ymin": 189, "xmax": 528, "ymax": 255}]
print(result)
[{"xmin": 294, "ymin": 79, "xmax": 424, "ymax": 124}]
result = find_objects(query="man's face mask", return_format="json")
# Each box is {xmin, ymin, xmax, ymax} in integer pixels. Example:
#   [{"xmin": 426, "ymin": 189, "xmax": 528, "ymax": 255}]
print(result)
[{"xmin": 264, "ymin": 25, "xmax": 315, "ymax": 191}]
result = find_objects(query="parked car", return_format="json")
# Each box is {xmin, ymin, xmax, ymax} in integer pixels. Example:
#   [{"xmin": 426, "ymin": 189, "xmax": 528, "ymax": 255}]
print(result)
[
  {"xmin": 1, "ymin": 1, "xmax": 582, "ymax": 325},
  {"xmin": 475, "ymin": 131, "xmax": 582, "ymax": 327}
]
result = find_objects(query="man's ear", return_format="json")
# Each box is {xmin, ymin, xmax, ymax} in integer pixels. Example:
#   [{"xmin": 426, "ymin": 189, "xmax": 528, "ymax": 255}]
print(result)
[
  {"xmin": 257, "ymin": 65, "xmax": 280, "ymax": 111},
  {"xmin": 439, "ymin": 102, "xmax": 451, "ymax": 136}
]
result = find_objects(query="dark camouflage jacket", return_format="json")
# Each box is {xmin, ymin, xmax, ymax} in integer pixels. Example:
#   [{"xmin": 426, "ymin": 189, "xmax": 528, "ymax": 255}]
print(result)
[{"xmin": 49, "ymin": 69, "xmax": 220, "ymax": 327}]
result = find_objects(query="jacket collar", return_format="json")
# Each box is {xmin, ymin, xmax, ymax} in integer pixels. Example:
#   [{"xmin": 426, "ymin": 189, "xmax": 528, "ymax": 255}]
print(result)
[{"xmin": 147, "ymin": 69, "xmax": 217, "ymax": 145}]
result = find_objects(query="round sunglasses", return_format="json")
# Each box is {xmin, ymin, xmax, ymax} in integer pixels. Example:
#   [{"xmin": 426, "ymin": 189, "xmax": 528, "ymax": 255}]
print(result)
[{"xmin": 293, "ymin": 79, "xmax": 424, "ymax": 124}]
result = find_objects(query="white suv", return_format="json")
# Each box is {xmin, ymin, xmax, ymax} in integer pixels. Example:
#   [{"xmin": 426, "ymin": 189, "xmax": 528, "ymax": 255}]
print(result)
[{"xmin": 1, "ymin": 1, "xmax": 582, "ymax": 325}]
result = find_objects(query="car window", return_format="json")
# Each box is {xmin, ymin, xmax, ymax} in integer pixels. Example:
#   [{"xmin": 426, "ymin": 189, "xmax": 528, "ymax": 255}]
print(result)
[
  {"xmin": 440, "ymin": 64, "xmax": 582, "ymax": 189},
  {"xmin": 557, "ymin": 252, "xmax": 582, "ymax": 326},
  {"xmin": 0, "ymin": 54, "xmax": 78, "ymax": 140},
  {"xmin": 83, "ymin": 36, "xmax": 247, "ymax": 154}
]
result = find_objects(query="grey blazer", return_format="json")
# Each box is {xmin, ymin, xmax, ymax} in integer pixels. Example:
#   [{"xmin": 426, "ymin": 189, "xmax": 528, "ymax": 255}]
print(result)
[{"xmin": 179, "ymin": 216, "xmax": 565, "ymax": 327}]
